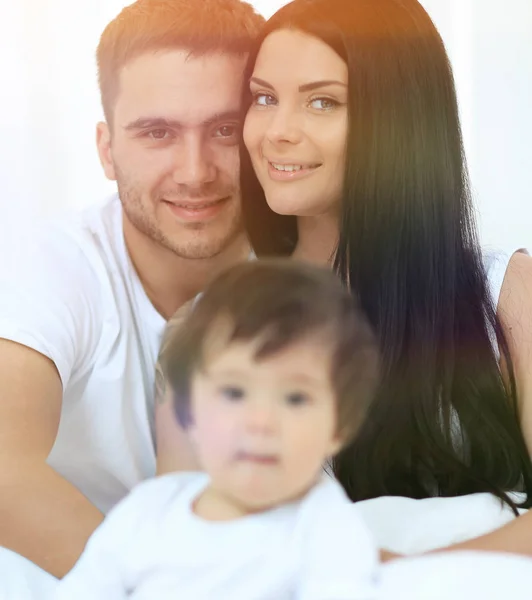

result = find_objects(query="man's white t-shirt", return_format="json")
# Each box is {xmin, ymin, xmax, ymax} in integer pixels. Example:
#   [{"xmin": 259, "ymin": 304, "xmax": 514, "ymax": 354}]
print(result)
[
  {"xmin": 55, "ymin": 473, "xmax": 379, "ymax": 600},
  {"xmin": 0, "ymin": 195, "xmax": 166, "ymax": 513}
]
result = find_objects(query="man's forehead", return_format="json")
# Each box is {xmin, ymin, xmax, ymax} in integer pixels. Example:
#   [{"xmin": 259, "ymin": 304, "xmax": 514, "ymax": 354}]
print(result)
[
  {"xmin": 120, "ymin": 49, "xmax": 246, "ymax": 93},
  {"xmin": 116, "ymin": 49, "xmax": 247, "ymax": 126}
]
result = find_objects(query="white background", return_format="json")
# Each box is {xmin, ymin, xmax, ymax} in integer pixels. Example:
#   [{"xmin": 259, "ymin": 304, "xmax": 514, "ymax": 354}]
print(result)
[{"xmin": 0, "ymin": 0, "xmax": 530, "ymax": 254}]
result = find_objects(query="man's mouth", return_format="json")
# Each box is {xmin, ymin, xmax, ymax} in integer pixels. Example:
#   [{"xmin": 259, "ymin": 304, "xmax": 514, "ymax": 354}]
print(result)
[
  {"xmin": 162, "ymin": 196, "xmax": 231, "ymax": 221},
  {"xmin": 164, "ymin": 197, "xmax": 229, "ymax": 210}
]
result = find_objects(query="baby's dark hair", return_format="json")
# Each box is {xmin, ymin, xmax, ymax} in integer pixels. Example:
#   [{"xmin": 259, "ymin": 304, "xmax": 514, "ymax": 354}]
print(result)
[{"xmin": 160, "ymin": 259, "xmax": 379, "ymax": 446}]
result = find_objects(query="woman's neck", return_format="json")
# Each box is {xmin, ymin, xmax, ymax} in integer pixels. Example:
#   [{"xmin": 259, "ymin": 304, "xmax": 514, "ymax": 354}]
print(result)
[{"xmin": 292, "ymin": 214, "xmax": 339, "ymax": 267}]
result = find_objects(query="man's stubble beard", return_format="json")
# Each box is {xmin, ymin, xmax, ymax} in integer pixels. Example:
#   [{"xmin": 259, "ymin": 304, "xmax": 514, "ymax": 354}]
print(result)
[{"xmin": 116, "ymin": 174, "xmax": 245, "ymax": 261}]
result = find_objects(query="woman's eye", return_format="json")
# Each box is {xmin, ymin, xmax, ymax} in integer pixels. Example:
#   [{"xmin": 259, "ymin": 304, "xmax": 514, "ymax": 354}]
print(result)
[
  {"xmin": 252, "ymin": 92, "xmax": 277, "ymax": 107},
  {"xmin": 220, "ymin": 386, "xmax": 245, "ymax": 401},
  {"xmin": 309, "ymin": 98, "xmax": 338, "ymax": 111},
  {"xmin": 286, "ymin": 392, "xmax": 309, "ymax": 406}
]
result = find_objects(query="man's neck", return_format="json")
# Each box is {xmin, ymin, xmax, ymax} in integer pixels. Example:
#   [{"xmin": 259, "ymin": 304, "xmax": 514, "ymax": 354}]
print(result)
[{"xmin": 123, "ymin": 217, "xmax": 250, "ymax": 320}]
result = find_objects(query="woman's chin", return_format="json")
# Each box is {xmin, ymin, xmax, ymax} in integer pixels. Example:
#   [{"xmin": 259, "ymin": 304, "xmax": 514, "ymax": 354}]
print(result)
[
  {"xmin": 264, "ymin": 196, "xmax": 307, "ymax": 217},
  {"xmin": 263, "ymin": 186, "xmax": 336, "ymax": 218},
  {"xmin": 268, "ymin": 206, "xmax": 299, "ymax": 217},
  {"xmin": 265, "ymin": 200, "xmax": 325, "ymax": 218}
]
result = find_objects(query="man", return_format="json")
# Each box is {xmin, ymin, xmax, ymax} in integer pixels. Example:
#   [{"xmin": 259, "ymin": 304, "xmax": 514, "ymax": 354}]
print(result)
[{"xmin": 0, "ymin": 0, "xmax": 264, "ymax": 578}]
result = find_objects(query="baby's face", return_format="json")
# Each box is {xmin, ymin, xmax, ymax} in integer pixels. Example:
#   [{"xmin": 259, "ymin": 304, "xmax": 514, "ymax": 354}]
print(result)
[{"xmin": 188, "ymin": 334, "xmax": 342, "ymax": 513}]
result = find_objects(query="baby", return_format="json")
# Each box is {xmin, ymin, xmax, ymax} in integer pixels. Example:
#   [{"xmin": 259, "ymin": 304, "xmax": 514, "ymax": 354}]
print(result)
[{"xmin": 55, "ymin": 259, "xmax": 381, "ymax": 600}]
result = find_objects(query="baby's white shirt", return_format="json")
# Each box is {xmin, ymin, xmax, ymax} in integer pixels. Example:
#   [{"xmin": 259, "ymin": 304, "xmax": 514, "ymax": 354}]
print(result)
[{"xmin": 56, "ymin": 472, "xmax": 379, "ymax": 600}]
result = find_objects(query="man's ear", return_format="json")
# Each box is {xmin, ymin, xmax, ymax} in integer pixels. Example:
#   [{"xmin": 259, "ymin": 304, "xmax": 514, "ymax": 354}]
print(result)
[{"xmin": 96, "ymin": 121, "xmax": 117, "ymax": 181}]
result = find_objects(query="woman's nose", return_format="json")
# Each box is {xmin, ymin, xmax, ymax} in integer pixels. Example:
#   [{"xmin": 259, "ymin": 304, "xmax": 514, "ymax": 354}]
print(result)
[{"xmin": 265, "ymin": 106, "xmax": 303, "ymax": 146}]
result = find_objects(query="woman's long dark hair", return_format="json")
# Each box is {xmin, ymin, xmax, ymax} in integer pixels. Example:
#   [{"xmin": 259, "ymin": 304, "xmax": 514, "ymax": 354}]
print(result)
[{"xmin": 241, "ymin": 0, "xmax": 532, "ymax": 512}]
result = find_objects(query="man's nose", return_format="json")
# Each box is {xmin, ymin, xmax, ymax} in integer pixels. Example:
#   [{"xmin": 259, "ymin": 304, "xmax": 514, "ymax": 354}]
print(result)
[{"xmin": 171, "ymin": 135, "xmax": 216, "ymax": 187}]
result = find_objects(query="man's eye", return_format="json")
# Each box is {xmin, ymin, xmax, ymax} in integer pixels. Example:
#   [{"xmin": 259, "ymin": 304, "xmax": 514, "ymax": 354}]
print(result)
[
  {"xmin": 215, "ymin": 125, "xmax": 238, "ymax": 138},
  {"xmin": 148, "ymin": 129, "xmax": 169, "ymax": 140},
  {"xmin": 220, "ymin": 386, "xmax": 245, "ymax": 401}
]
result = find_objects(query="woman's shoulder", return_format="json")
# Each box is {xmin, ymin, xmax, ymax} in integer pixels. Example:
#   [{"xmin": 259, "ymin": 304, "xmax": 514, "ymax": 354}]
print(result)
[
  {"xmin": 483, "ymin": 248, "xmax": 530, "ymax": 308},
  {"xmin": 496, "ymin": 249, "xmax": 532, "ymax": 315}
]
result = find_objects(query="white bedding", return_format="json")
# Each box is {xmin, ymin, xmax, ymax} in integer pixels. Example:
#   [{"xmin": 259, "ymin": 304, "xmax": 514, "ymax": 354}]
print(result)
[
  {"xmin": 0, "ymin": 547, "xmax": 57, "ymax": 600},
  {"xmin": 376, "ymin": 551, "xmax": 532, "ymax": 599},
  {"xmin": 355, "ymin": 491, "xmax": 527, "ymax": 554}
]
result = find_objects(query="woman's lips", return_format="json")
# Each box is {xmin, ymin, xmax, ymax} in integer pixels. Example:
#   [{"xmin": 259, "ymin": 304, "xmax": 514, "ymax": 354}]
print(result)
[{"xmin": 266, "ymin": 160, "xmax": 321, "ymax": 181}]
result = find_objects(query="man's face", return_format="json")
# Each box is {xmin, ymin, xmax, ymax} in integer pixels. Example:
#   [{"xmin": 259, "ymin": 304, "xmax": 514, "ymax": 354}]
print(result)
[{"xmin": 97, "ymin": 50, "xmax": 247, "ymax": 259}]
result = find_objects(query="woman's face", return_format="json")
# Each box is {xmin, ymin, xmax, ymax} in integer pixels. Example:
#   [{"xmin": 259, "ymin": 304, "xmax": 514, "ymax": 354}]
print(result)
[{"xmin": 244, "ymin": 29, "xmax": 348, "ymax": 218}]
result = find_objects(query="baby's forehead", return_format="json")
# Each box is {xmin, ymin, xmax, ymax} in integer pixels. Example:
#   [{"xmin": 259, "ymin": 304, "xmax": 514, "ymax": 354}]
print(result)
[{"xmin": 198, "ymin": 330, "xmax": 336, "ymax": 378}]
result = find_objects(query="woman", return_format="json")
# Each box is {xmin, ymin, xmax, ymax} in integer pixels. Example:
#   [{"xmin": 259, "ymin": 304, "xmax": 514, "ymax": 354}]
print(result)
[{"xmin": 240, "ymin": 0, "xmax": 532, "ymax": 520}]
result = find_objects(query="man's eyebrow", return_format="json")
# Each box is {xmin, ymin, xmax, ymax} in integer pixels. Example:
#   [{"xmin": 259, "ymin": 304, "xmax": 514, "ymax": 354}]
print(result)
[
  {"xmin": 250, "ymin": 76, "xmax": 347, "ymax": 93},
  {"xmin": 124, "ymin": 111, "xmax": 242, "ymax": 131}
]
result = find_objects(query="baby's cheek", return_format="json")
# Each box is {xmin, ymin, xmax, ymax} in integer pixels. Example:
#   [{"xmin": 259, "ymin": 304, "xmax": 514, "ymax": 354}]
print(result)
[
  {"xmin": 291, "ymin": 426, "xmax": 334, "ymax": 466},
  {"xmin": 201, "ymin": 415, "xmax": 239, "ymax": 456}
]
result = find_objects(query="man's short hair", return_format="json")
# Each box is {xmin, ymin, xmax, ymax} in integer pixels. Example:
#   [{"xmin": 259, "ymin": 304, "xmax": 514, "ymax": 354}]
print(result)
[
  {"xmin": 96, "ymin": 0, "xmax": 265, "ymax": 123},
  {"xmin": 160, "ymin": 259, "xmax": 380, "ymax": 447}
]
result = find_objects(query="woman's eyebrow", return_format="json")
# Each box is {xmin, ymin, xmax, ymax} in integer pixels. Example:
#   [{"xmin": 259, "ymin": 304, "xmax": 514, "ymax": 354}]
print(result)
[{"xmin": 250, "ymin": 76, "xmax": 347, "ymax": 93}]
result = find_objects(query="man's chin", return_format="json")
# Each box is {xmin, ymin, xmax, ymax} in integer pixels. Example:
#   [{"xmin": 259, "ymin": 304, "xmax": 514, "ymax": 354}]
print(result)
[{"xmin": 158, "ymin": 232, "xmax": 247, "ymax": 261}]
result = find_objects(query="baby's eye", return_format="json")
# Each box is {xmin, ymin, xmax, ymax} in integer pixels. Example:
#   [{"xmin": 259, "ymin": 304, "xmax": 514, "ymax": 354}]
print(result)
[
  {"xmin": 220, "ymin": 386, "xmax": 245, "ymax": 401},
  {"xmin": 285, "ymin": 392, "xmax": 310, "ymax": 406}
]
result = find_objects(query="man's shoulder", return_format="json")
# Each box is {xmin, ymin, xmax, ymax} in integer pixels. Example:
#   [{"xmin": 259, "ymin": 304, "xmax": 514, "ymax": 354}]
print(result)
[
  {"xmin": 2, "ymin": 195, "xmax": 123, "ymax": 284},
  {"xmin": 38, "ymin": 195, "xmax": 122, "ymax": 259}
]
